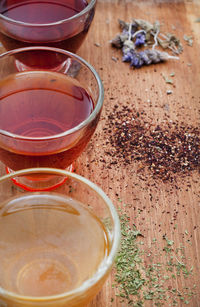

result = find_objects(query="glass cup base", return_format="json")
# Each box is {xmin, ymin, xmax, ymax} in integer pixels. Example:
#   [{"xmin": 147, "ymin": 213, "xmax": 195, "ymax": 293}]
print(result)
[{"xmin": 6, "ymin": 164, "xmax": 75, "ymax": 191}]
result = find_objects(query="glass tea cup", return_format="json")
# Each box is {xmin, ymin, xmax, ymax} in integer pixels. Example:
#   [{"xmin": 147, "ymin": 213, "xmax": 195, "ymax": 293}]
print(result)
[
  {"xmin": 0, "ymin": 0, "xmax": 96, "ymax": 54},
  {"xmin": 0, "ymin": 46, "xmax": 104, "ymax": 190},
  {"xmin": 0, "ymin": 167, "xmax": 120, "ymax": 307}
]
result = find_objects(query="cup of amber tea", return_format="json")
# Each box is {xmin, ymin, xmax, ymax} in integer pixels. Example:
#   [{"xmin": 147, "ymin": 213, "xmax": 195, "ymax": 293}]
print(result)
[
  {"xmin": 0, "ymin": 167, "xmax": 120, "ymax": 307},
  {"xmin": 0, "ymin": 0, "xmax": 96, "ymax": 54},
  {"xmin": 0, "ymin": 47, "xmax": 104, "ymax": 190}
]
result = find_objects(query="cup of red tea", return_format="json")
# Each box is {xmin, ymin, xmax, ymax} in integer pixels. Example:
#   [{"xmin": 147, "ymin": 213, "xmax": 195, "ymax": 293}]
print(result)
[
  {"xmin": 0, "ymin": 167, "xmax": 120, "ymax": 307},
  {"xmin": 0, "ymin": 0, "xmax": 96, "ymax": 69},
  {"xmin": 0, "ymin": 0, "xmax": 96, "ymax": 52},
  {"xmin": 0, "ymin": 46, "xmax": 104, "ymax": 190}
]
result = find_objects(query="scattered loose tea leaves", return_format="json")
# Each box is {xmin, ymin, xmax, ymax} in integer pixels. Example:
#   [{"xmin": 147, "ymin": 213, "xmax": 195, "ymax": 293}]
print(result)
[
  {"xmin": 162, "ymin": 73, "xmax": 174, "ymax": 84},
  {"xmin": 103, "ymin": 105, "xmax": 199, "ymax": 182},
  {"xmin": 94, "ymin": 42, "xmax": 101, "ymax": 47},
  {"xmin": 166, "ymin": 90, "xmax": 173, "ymax": 95},
  {"xmin": 113, "ymin": 210, "xmax": 145, "ymax": 304},
  {"xmin": 183, "ymin": 35, "xmax": 193, "ymax": 47},
  {"xmin": 113, "ymin": 208, "xmax": 198, "ymax": 306},
  {"xmin": 112, "ymin": 56, "xmax": 118, "ymax": 62}
]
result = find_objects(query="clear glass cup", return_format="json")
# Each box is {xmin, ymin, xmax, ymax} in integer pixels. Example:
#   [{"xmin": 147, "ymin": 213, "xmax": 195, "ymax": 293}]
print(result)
[
  {"xmin": 0, "ymin": 46, "xmax": 104, "ymax": 190},
  {"xmin": 0, "ymin": 0, "xmax": 96, "ymax": 54},
  {"xmin": 0, "ymin": 167, "xmax": 120, "ymax": 307}
]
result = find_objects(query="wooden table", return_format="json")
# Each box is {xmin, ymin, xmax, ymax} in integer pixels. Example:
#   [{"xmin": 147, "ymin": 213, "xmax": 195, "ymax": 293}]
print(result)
[
  {"xmin": 77, "ymin": 0, "xmax": 200, "ymax": 306},
  {"xmin": 0, "ymin": 0, "xmax": 199, "ymax": 306}
]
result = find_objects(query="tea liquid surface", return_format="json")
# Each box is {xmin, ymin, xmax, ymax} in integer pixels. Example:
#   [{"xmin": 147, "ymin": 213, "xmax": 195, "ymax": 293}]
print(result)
[
  {"xmin": 0, "ymin": 70, "xmax": 95, "ymax": 171},
  {"xmin": 0, "ymin": 0, "xmax": 92, "ymax": 53},
  {"xmin": 0, "ymin": 70, "xmax": 93, "ymax": 137},
  {"xmin": 0, "ymin": 0, "xmax": 88, "ymax": 23},
  {"xmin": 0, "ymin": 193, "xmax": 109, "ymax": 296}
]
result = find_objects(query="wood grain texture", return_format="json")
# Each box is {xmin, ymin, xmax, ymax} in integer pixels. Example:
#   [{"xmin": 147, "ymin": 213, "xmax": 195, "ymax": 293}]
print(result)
[
  {"xmin": 0, "ymin": 0, "xmax": 199, "ymax": 306},
  {"xmin": 77, "ymin": 0, "xmax": 200, "ymax": 306}
]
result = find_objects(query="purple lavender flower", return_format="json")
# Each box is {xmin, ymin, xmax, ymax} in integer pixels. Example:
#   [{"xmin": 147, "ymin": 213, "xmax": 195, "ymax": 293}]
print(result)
[
  {"xmin": 135, "ymin": 32, "xmax": 146, "ymax": 47},
  {"xmin": 121, "ymin": 38, "xmax": 172, "ymax": 68},
  {"xmin": 122, "ymin": 46, "xmax": 145, "ymax": 68},
  {"xmin": 122, "ymin": 50, "xmax": 134, "ymax": 62},
  {"xmin": 139, "ymin": 50, "xmax": 152, "ymax": 65},
  {"xmin": 130, "ymin": 51, "xmax": 144, "ymax": 68}
]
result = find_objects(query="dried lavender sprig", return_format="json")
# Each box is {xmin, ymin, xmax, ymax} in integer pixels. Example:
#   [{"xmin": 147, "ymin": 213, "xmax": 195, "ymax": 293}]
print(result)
[
  {"xmin": 111, "ymin": 18, "xmax": 181, "ymax": 68},
  {"xmin": 123, "ymin": 48, "xmax": 179, "ymax": 68},
  {"xmin": 111, "ymin": 18, "xmax": 183, "ymax": 54},
  {"xmin": 138, "ymin": 49, "xmax": 179, "ymax": 68}
]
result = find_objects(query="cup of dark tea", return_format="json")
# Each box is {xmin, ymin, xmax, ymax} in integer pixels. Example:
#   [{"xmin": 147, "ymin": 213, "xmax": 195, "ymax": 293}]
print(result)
[
  {"xmin": 0, "ymin": 0, "xmax": 96, "ymax": 52},
  {"xmin": 0, "ymin": 0, "xmax": 96, "ymax": 69},
  {"xmin": 0, "ymin": 46, "xmax": 104, "ymax": 190},
  {"xmin": 0, "ymin": 167, "xmax": 120, "ymax": 307}
]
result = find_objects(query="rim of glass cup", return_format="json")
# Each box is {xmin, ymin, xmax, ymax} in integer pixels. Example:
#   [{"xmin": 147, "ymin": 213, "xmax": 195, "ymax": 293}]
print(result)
[
  {"xmin": 0, "ymin": 0, "xmax": 96, "ymax": 27},
  {"xmin": 0, "ymin": 46, "xmax": 104, "ymax": 141},
  {"xmin": 0, "ymin": 167, "xmax": 120, "ymax": 302}
]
